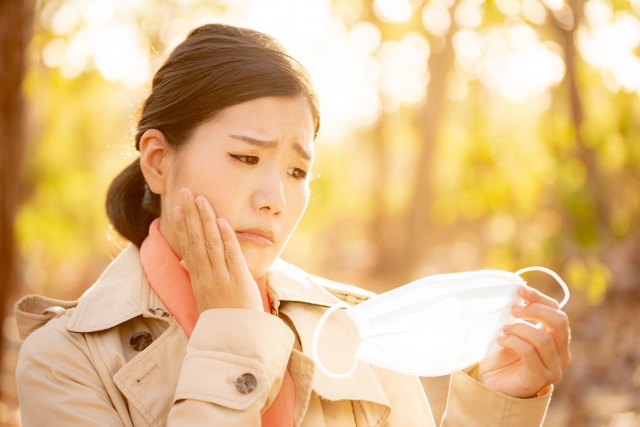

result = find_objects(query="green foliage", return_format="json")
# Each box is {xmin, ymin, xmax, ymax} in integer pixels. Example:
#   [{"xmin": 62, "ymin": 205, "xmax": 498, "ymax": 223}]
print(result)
[{"xmin": 19, "ymin": 0, "xmax": 640, "ymax": 304}]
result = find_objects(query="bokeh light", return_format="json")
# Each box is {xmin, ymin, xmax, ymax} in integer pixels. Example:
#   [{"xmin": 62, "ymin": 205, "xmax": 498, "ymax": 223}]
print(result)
[
  {"xmin": 578, "ymin": 1, "xmax": 640, "ymax": 94},
  {"xmin": 6, "ymin": 0, "xmax": 640, "ymax": 425}
]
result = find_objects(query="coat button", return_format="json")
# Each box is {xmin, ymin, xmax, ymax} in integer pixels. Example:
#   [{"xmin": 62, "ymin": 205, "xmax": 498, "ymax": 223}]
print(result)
[
  {"xmin": 130, "ymin": 331, "xmax": 153, "ymax": 351},
  {"xmin": 235, "ymin": 373, "xmax": 257, "ymax": 394}
]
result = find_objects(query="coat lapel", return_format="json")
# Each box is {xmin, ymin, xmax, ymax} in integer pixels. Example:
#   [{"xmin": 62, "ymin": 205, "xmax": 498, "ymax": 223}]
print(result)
[{"xmin": 267, "ymin": 259, "xmax": 391, "ymax": 425}]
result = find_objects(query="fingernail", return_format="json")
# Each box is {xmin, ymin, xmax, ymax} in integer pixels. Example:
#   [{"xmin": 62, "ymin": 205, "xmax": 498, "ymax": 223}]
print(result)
[
  {"xmin": 173, "ymin": 207, "xmax": 183, "ymax": 221},
  {"xmin": 513, "ymin": 305, "xmax": 524, "ymax": 315},
  {"xmin": 217, "ymin": 218, "xmax": 226, "ymax": 231},
  {"xmin": 179, "ymin": 260, "xmax": 186, "ymax": 269},
  {"xmin": 497, "ymin": 336, "xmax": 505, "ymax": 343},
  {"xmin": 180, "ymin": 189, "xmax": 189, "ymax": 204},
  {"xmin": 195, "ymin": 197, "xmax": 204, "ymax": 210},
  {"xmin": 503, "ymin": 325, "xmax": 512, "ymax": 333}
]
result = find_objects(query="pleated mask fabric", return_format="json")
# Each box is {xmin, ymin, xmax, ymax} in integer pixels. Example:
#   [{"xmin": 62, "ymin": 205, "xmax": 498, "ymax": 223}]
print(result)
[{"xmin": 312, "ymin": 267, "xmax": 569, "ymax": 378}]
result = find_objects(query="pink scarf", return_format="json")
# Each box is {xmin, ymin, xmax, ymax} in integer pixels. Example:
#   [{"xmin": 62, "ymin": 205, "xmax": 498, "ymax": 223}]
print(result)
[{"xmin": 140, "ymin": 218, "xmax": 295, "ymax": 426}]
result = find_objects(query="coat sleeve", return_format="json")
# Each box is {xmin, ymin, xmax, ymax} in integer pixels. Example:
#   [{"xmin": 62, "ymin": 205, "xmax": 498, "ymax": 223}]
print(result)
[
  {"xmin": 167, "ymin": 308, "xmax": 295, "ymax": 426},
  {"xmin": 377, "ymin": 365, "xmax": 552, "ymax": 427},
  {"xmin": 16, "ymin": 308, "xmax": 295, "ymax": 427},
  {"xmin": 439, "ymin": 368, "xmax": 552, "ymax": 427}
]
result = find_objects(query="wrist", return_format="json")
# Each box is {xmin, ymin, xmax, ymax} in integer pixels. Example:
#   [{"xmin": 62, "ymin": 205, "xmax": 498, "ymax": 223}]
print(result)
[{"xmin": 468, "ymin": 364, "xmax": 551, "ymax": 399}]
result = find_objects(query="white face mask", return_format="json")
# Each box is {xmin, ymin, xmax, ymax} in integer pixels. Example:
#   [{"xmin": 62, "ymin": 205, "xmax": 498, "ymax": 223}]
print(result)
[{"xmin": 312, "ymin": 266, "xmax": 569, "ymax": 378}]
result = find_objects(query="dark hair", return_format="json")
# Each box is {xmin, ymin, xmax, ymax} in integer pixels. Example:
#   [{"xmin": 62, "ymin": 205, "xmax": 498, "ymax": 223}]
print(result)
[{"xmin": 106, "ymin": 23, "xmax": 320, "ymax": 248}]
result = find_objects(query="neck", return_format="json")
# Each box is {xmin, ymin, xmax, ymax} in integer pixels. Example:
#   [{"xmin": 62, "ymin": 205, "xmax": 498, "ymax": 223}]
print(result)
[{"xmin": 159, "ymin": 214, "xmax": 184, "ymax": 263}]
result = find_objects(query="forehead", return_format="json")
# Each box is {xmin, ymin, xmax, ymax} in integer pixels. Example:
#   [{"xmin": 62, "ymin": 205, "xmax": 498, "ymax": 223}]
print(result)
[{"xmin": 216, "ymin": 96, "xmax": 315, "ymax": 145}]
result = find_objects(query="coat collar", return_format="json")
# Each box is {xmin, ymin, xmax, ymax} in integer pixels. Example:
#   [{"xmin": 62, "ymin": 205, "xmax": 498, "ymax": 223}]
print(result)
[
  {"xmin": 67, "ymin": 244, "xmax": 167, "ymax": 332},
  {"xmin": 266, "ymin": 257, "xmax": 343, "ymax": 308},
  {"xmin": 67, "ymin": 244, "xmax": 344, "ymax": 333}
]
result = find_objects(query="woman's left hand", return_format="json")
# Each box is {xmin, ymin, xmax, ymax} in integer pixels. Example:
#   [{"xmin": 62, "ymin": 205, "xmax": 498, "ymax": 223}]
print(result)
[{"xmin": 477, "ymin": 285, "xmax": 571, "ymax": 398}]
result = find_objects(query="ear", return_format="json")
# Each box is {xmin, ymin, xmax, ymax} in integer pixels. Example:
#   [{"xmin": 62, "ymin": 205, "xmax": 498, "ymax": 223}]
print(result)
[{"xmin": 139, "ymin": 129, "xmax": 170, "ymax": 195}]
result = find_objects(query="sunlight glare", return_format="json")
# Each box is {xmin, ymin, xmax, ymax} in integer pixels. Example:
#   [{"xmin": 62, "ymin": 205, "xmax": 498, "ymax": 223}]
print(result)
[
  {"xmin": 247, "ymin": 0, "xmax": 381, "ymax": 140},
  {"xmin": 494, "ymin": 0, "xmax": 520, "ymax": 17},
  {"xmin": 62, "ymin": 27, "xmax": 93, "ymax": 78},
  {"xmin": 454, "ymin": 1, "xmax": 483, "ymax": 29},
  {"xmin": 160, "ymin": 18, "xmax": 191, "ymax": 52},
  {"xmin": 378, "ymin": 33, "xmax": 431, "ymax": 109},
  {"xmin": 540, "ymin": 0, "xmax": 564, "ymax": 11},
  {"xmin": 51, "ymin": 1, "xmax": 81, "ymax": 35},
  {"xmin": 42, "ymin": 39, "xmax": 67, "ymax": 68},
  {"xmin": 453, "ymin": 29, "xmax": 482, "ymax": 78},
  {"xmin": 578, "ymin": 9, "xmax": 640, "ymax": 93},
  {"xmin": 39, "ymin": 0, "xmax": 575, "ymax": 139},
  {"xmin": 94, "ymin": 24, "xmax": 150, "ymax": 88},
  {"xmin": 522, "ymin": 0, "xmax": 547, "ymax": 25},
  {"xmin": 247, "ymin": 0, "xmax": 330, "ymax": 54},
  {"xmin": 464, "ymin": 23, "xmax": 565, "ymax": 101},
  {"xmin": 373, "ymin": 0, "xmax": 414, "ymax": 23},
  {"xmin": 422, "ymin": 3, "xmax": 452, "ymax": 36},
  {"xmin": 433, "ymin": 0, "xmax": 457, "ymax": 9},
  {"xmin": 552, "ymin": 4, "xmax": 574, "ymax": 29},
  {"xmin": 584, "ymin": 0, "xmax": 612, "ymax": 26},
  {"xmin": 81, "ymin": 0, "xmax": 116, "ymax": 26},
  {"xmin": 349, "ymin": 22, "xmax": 382, "ymax": 53}
]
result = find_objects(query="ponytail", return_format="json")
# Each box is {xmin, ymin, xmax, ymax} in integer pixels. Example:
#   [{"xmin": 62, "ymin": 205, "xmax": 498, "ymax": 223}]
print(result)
[{"xmin": 106, "ymin": 159, "xmax": 160, "ymax": 248}]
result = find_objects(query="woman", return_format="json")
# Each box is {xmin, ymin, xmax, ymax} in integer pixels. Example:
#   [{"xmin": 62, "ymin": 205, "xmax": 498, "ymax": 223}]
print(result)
[{"xmin": 14, "ymin": 23, "xmax": 570, "ymax": 426}]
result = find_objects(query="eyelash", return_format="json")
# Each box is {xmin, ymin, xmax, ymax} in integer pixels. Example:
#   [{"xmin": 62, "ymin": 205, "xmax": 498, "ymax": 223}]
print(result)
[
  {"xmin": 230, "ymin": 154, "xmax": 259, "ymax": 165},
  {"xmin": 229, "ymin": 154, "xmax": 308, "ymax": 180}
]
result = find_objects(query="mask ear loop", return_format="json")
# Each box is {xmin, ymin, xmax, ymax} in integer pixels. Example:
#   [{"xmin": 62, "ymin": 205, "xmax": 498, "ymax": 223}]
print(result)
[
  {"xmin": 311, "ymin": 302, "xmax": 359, "ymax": 379},
  {"xmin": 515, "ymin": 266, "xmax": 570, "ymax": 309}
]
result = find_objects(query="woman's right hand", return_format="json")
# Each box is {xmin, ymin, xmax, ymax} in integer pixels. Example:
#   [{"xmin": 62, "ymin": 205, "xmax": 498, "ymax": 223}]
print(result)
[{"xmin": 173, "ymin": 188, "xmax": 263, "ymax": 313}]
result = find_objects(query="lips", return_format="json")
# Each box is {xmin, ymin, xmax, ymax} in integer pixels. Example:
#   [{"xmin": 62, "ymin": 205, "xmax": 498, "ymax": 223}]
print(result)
[{"xmin": 234, "ymin": 228, "xmax": 275, "ymax": 246}]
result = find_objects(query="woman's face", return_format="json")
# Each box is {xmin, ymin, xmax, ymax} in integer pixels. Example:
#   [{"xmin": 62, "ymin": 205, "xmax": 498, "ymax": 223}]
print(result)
[{"xmin": 151, "ymin": 96, "xmax": 315, "ymax": 278}]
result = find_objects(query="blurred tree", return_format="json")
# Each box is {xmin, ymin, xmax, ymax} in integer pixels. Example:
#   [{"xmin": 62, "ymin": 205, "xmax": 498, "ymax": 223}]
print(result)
[
  {"xmin": 0, "ymin": 0, "xmax": 35, "ymax": 396},
  {"xmin": 6, "ymin": 0, "xmax": 640, "ymax": 425},
  {"xmin": 402, "ymin": 3, "xmax": 459, "ymax": 281}
]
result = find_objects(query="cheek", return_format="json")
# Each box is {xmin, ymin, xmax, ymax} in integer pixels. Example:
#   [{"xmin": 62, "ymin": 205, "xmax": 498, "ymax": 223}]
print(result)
[
  {"xmin": 173, "ymin": 152, "xmax": 240, "ymax": 213},
  {"xmin": 283, "ymin": 183, "xmax": 309, "ymax": 228}
]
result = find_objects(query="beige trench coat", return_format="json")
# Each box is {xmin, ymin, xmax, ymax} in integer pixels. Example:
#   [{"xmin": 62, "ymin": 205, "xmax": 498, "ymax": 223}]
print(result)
[{"xmin": 15, "ymin": 244, "xmax": 553, "ymax": 426}]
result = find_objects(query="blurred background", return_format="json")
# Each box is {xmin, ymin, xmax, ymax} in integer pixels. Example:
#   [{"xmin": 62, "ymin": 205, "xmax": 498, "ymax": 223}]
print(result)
[{"xmin": 1, "ymin": 0, "xmax": 639, "ymax": 425}]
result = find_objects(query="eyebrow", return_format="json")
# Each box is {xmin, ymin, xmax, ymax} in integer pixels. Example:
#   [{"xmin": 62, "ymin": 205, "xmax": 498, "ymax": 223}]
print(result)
[{"xmin": 229, "ymin": 134, "xmax": 313, "ymax": 161}]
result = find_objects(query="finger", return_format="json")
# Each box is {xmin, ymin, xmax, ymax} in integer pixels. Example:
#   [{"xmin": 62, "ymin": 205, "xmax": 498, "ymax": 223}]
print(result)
[
  {"xmin": 504, "ymin": 323, "xmax": 562, "ymax": 381},
  {"xmin": 216, "ymin": 217, "xmax": 250, "ymax": 279},
  {"xmin": 195, "ymin": 196, "xmax": 228, "ymax": 279},
  {"xmin": 513, "ymin": 303, "xmax": 569, "ymax": 337},
  {"xmin": 497, "ymin": 334, "xmax": 550, "ymax": 381},
  {"xmin": 512, "ymin": 303, "xmax": 571, "ymax": 367},
  {"xmin": 518, "ymin": 285, "xmax": 560, "ymax": 310},
  {"xmin": 173, "ymin": 206, "xmax": 198, "ymax": 280},
  {"xmin": 181, "ymin": 189, "xmax": 211, "ymax": 275}
]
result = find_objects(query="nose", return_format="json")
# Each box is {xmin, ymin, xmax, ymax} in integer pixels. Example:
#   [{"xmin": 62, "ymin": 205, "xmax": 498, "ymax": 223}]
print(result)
[{"xmin": 251, "ymin": 168, "xmax": 285, "ymax": 215}]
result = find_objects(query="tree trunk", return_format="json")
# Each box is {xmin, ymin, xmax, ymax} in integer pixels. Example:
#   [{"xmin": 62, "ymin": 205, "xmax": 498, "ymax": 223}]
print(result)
[
  {"xmin": 0, "ymin": 0, "xmax": 36, "ymax": 396},
  {"xmin": 550, "ymin": 0, "xmax": 609, "ymax": 235},
  {"xmin": 400, "ymin": 17, "xmax": 458, "ymax": 282}
]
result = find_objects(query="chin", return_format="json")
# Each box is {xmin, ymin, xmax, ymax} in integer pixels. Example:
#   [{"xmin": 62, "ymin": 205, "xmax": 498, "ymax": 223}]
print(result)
[{"xmin": 240, "ymin": 244, "xmax": 276, "ymax": 278}]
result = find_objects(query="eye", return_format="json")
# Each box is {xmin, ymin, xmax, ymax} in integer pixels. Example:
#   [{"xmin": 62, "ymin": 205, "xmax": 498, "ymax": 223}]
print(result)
[
  {"xmin": 288, "ymin": 167, "xmax": 308, "ymax": 180},
  {"xmin": 229, "ymin": 154, "xmax": 259, "ymax": 165}
]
